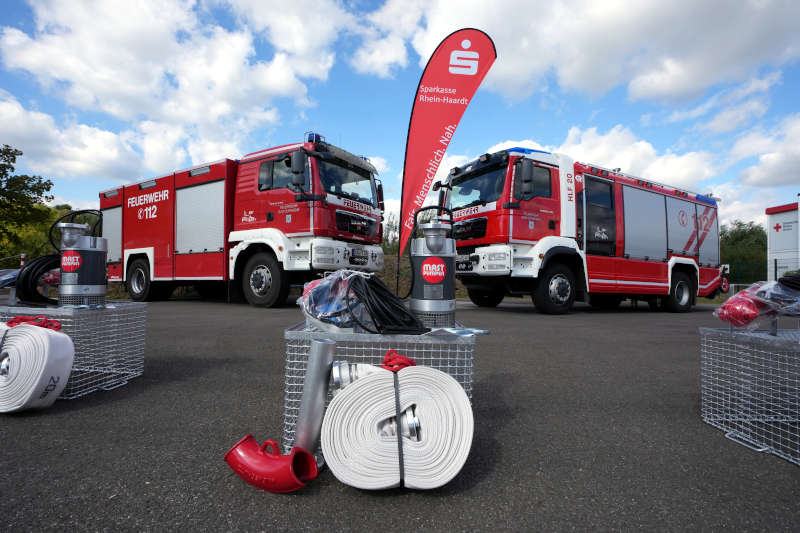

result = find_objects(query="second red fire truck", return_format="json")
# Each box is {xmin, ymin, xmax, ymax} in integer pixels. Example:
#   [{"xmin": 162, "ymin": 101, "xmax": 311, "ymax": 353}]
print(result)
[
  {"xmin": 99, "ymin": 133, "xmax": 384, "ymax": 307},
  {"xmin": 442, "ymin": 147, "xmax": 727, "ymax": 313}
]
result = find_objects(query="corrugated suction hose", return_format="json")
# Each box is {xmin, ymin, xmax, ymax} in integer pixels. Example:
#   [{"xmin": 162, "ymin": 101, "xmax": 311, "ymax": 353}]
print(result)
[{"xmin": 320, "ymin": 365, "xmax": 473, "ymax": 490}]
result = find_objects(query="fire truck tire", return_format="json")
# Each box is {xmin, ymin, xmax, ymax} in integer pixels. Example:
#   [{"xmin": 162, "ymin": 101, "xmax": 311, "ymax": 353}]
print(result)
[
  {"xmin": 466, "ymin": 288, "xmax": 504, "ymax": 308},
  {"xmin": 533, "ymin": 263, "xmax": 576, "ymax": 314},
  {"xmin": 127, "ymin": 259, "xmax": 154, "ymax": 301},
  {"xmin": 242, "ymin": 252, "xmax": 289, "ymax": 307},
  {"xmin": 666, "ymin": 272, "xmax": 693, "ymax": 313}
]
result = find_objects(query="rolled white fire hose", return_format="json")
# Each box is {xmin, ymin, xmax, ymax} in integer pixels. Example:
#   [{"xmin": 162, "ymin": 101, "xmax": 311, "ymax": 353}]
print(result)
[
  {"xmin": 0, "ymin": 324, "xmax": 74, "ymax": 413},
  {"xmin": 320, "ymin": 365, "xmax": 473, "ymax": 490}
]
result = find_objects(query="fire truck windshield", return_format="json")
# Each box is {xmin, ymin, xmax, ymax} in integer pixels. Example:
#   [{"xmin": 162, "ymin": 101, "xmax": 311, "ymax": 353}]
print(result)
[
  {"xmin": 318, "ymin": 159, "xmax": 377, "ymax": 207},
  {"xmin": 450, "ymin": 164, "xmax": 507, "ymax": 211}
]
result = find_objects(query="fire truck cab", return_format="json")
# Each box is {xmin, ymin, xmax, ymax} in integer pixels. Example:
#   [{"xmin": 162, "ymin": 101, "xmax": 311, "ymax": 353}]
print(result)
[
  {"xmin": 443, "ymin": 147, "xmax": 725, "ymax": 313},
  {"xmin": 100, "ymin": 133, "xmax": 384, "ymax": 307}
]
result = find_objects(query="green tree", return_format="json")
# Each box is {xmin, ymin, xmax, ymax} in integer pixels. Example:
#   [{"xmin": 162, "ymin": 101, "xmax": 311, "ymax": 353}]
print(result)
[
  {"xmin": 720, "ymin": 220, "xmax": 767, "ymax": 284},
  {"xmin": 0, "ymin": 145, "xmax": 54, "ymax": 257}
]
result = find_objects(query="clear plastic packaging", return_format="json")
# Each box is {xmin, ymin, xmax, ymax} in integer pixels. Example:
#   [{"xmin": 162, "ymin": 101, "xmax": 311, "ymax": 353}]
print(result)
[
  {"xmin": 298, "ymin": 271, "xmax": 376, "ymax": 333},
  {"xmin": 715, "ymin": 280, "xmax": 800, "ymax": 329}
]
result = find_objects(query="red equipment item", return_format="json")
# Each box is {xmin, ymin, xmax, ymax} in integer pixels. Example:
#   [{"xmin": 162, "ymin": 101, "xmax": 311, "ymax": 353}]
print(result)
[
  {"xmin": 716, "ymin": 292, "xmax": 762, "ymax": 327},
  {"xmin": 380, "ymin": 349, "xmax": 417, "ymax": 372},
  {"xmin": 6, "ymin": 315, "xmax": 62, "ymax": 331},
  {"xmin": 225, "ymin": 435, "xmax": 317, "ymax": 493}
]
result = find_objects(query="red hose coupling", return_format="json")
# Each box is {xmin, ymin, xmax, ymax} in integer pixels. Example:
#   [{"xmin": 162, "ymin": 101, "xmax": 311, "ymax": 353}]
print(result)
[{"xmin": 225, "ymin": 435, "xmax": 318, "ymax": 493}]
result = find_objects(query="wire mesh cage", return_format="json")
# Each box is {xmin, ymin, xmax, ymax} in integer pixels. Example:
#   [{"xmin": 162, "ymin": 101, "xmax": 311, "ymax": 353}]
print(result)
[
  {"xmin": 0, "ymin": 302, "xmax": 147, "ymax": 399},
  {"xmin": 699, "ymin": 327, "xmax": 800, "ymax": 465},
  {"xmin": 282, "ymin": 323, "xmax": 475, "ymax": 454}
]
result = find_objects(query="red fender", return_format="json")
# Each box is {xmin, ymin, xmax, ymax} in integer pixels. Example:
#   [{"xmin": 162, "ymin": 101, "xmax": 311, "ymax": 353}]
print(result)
[{"xmin": 225, "ymin": 435, "xmax": 317, "ymax": 493}]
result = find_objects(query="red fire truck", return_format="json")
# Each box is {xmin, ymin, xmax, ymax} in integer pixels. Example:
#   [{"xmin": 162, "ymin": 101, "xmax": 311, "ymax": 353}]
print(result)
[
  {"xmin": 442, "ymin": 147, "xmax": 726, "ymax": 313},
  {"xmin": 99, "ymin": 133, "xmax": 385, "ymax": 307}
]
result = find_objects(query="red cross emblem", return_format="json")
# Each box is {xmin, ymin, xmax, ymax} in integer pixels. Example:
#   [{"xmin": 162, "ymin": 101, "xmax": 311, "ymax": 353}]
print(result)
[{"xmin": 774, "ymin": 223, "xmax": 782, "ymax": 232}]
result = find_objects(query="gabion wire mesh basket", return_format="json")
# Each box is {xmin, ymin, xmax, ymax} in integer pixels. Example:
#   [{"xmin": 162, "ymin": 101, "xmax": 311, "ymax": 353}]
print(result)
[
  {"xmin": 700, "ymin": 327, "xmax": 800, "ymax": 465},
  {"xmin": 0, "ymin": 302, "xmax": 147, "ymax": 399},
  {"xmin": 282, "ymin": 323, "xmax": 475, "ymax": 454}
]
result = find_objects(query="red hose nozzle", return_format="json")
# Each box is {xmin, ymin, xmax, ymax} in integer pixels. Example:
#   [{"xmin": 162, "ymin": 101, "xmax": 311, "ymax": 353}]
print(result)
[{"xmin": 225, "ymin": 435, "xmax": 318, "ymax": 493}]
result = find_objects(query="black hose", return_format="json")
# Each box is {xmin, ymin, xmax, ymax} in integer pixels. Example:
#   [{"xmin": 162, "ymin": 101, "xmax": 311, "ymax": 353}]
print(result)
[
  {"xmin": 346, "ymin": 275, "xmax": 428, "ymax": 334},
  {"xmin": 16, "ymin": 254, "xmax": 59, "ymax": 305},
  {"xmin": 778, "ymin": 273, "xmax": 800, "ymax": 292},
  {"xmin": 48, "ymin": 209, "xmax": 103, "ymax": 252}
]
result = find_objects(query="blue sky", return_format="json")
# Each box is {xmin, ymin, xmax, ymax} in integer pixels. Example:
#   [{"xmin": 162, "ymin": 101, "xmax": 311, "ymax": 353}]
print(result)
[{"xmin": 1, "ymin": 0, "xmax": 799, "ymax": 227}]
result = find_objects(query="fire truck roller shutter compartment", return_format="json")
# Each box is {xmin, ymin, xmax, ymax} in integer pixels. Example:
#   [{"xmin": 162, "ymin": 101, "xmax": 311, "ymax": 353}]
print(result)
[
  {"xmin": 102, "ymin": 205, "xmax": 122, "ymax": 275},
  {"xmin": 666, "ymin": 197, "xmax": 699, "ymax": 257},
  {"xmin": 696, "ymin": 204, "xmax": 719, "ymax": 266},
  {"xmin": 175, "ymin": 179, "xmax": 226, "ymax": 279},
  {"xmin": 623, "ymin": 186, "xmax": 667, "ymax": 261}
]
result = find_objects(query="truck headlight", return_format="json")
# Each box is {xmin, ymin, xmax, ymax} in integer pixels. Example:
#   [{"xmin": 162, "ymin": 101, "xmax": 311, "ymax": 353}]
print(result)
[
  {"xmin": 315, "ymin": 246, "xmax": 334, "ymax": 257},
  {"xmin": 488, "ymin": 252, "xmax": 507, "ymax": 262}
]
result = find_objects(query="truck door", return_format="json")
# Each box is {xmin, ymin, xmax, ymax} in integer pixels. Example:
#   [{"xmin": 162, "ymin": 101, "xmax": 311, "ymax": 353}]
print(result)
[
  {"xmin": 509, "ymin": 160, "xmax": 560, "ymax": 242},
  {"xmin": 236, "ymin": 153, "xmax": 311, "ymax": 235},
  {"xmin": 582, "ymin": 176, "xmax": 617, "ymax": 292}
]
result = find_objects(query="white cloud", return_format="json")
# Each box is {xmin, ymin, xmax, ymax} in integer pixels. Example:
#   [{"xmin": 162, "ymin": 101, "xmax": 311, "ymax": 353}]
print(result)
[
  {"xmin": 353, "ymin": 1, "xmax": 800, "ymax": 102},
  {"xmin": 556, "ymin": 125, "xmax": 715, "ymax": 188},
  {"xmin": 351, "ymin": 33, "xmax": 409, "ymax": 78},
  {"xmin": 135, "ymin": 121, "xmax": 187, "ymax": 173},
  {"xmin": 0, "ymin": 91, "xmax": 140, "ymax": 181},
  {"xmin": 710, "ymin": 182, "xmax": 779, "ymax": 228},
  {"xmin": 0, "ymin": 0, "xmax": 322, "ymax": 171},
  {"xmin": 665, "ymin": 72, "xmax": 780, "ymax": 126},
  {"xmin": 222, "ymin": 0, "xmax": 353, "ymax": 80},
  {"xmin": 47, "ymin": 196, "xmax": 99, "ymax": 211},
  {"xmin": 738, "ymin": 114, "xmax": 800, "ymax": 186},
  {"xmin": 367, "ymin": 156, "xmax": 390, "ymax": 174},
  {"xmin": 350, "ymin": 0, "xmax": 425, "ymax": 78},
  {"xmin": 699, "ymin": 99, "xmax": 768, "ymax": 134}
]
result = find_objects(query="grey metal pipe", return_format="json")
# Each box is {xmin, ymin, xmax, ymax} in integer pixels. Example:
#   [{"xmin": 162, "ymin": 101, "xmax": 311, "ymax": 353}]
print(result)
[{"xmin": 294, "ymin": 339, "xmax": 336, "ymax": 453}]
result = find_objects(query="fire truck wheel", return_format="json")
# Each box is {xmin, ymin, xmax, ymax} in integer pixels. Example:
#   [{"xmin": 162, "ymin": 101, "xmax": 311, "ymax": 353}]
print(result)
[
  {"xmin": 467, "ymin": 288, "xmax": 505, "ymax": 308},
  {"xmin": 666, "ymin": 272, "xmax": 693, "ymax": 313},
  {"xmin": 533, "ymin": 263, "xmax": 576, "ymax": 314},
  {"xmin": 243, "ymin": 252, "xmax": 289, "ymax": 307},
  {"xmin": 127, "ymin": 258, "xmax": 153, "ymax": 301}
]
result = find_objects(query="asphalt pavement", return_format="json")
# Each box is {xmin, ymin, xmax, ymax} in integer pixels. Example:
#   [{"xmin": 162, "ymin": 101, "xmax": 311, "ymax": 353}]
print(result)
[{"xmin": 2, "ymin": 297, "xmax": 799, "ymax": 531}]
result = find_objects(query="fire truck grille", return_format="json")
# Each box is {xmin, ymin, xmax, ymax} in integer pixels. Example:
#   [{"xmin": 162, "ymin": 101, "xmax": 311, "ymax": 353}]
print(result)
[
  {"xmin": 336, "ymin": 211, "xmax": 376, "ymax": 237},
  {"xmin": 453, "ymin": 217, "xmax": 488, "ymax": 240}
]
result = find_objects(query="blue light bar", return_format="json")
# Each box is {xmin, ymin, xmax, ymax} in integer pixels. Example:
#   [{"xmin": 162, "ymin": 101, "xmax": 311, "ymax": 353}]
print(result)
[
  {"xmin": 505, "ymin": 147, "xmax": 551, "ymax": 155},
  {"xmin": 695, "ymin": 194, "xmax": 717, "ymax": 206},
  {"xmin": 306, "ymin": 132, "xmax": 323, "ymax": 143}
]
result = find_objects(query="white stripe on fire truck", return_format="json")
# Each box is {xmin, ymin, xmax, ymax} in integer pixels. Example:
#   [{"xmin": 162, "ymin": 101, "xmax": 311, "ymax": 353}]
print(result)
[{"xmin": 590, "ymin": 279, "xmax": 670, "ymax": 287}]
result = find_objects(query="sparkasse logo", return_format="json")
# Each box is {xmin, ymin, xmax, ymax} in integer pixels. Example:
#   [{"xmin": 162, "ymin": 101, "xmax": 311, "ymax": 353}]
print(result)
[
  {"xmin": 449, "ymin": 39, "xmax": 479, "ymax": 75},
  {"xmin": 421, "ymin": 257, "xmax": 447, "ymax": 283}
]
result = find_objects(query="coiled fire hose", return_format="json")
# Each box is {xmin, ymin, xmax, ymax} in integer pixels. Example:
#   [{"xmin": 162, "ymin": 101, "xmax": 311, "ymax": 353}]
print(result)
[
  {"xmin": 0, "ymin": 323, "xmax": 74, "ymax": 412},
  {"xmin": 320, "ymin": 364, "xmax": 473, "ymax": 490}
]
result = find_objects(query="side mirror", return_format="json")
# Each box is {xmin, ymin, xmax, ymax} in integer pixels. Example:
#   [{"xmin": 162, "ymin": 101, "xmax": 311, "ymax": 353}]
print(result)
[
  {"xmin": 376, "ymin": 182, "xmax": 385, "ymax": 211},
  {"xmin": 521, "ymin": 160, "xmax": 534, "ymax": 195},
  {"xmin": 291, "ymin": 151, "xmax": 306, "ymax": 187}
]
